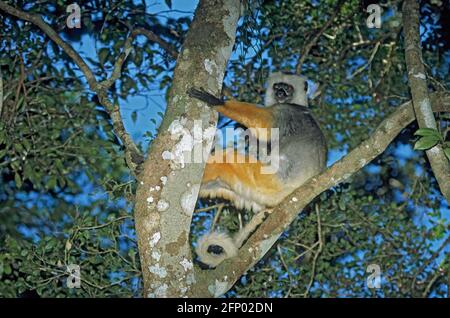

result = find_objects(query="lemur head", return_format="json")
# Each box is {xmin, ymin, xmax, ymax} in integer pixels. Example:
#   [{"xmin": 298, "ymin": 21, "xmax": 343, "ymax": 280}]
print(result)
[
  {"xmin": 195, "ymin": 231, "xmax": 238, "ymax": 268},
  {"xmin": 264, "ymin": 72, "xmax": 308, "ymax": 107}
]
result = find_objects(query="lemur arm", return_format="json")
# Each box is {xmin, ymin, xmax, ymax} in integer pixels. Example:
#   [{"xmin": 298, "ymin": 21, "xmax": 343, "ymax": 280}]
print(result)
[{"xmin": 187, "ymin": 88, "xmax": 273, "ymax": 132}]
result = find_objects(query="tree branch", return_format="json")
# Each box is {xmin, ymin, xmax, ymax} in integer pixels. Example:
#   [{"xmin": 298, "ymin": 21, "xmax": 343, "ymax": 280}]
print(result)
[
  {"xmin": 402, "ymin": 0, "xmax": 450, "ymax": 202},
  {"xmin": 195, "ymin": 92, "xmax": 450, "ymax": 297},
  {"xmin": 133, "ymin": 0, "xmax": 241, "ymax": 298},
  {"xmin": 99, "ymin": 27, "xmax": 178, "ymax": 90},
  {"xmin": 132, "ymin": 28, "xmax": 179, "ymax": 59}
]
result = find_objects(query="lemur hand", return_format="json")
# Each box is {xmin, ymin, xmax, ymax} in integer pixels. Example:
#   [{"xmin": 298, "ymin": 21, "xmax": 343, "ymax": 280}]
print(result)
[{"xmin": 187, "ymin": 87, "xmax": 224, "ymax": 106}]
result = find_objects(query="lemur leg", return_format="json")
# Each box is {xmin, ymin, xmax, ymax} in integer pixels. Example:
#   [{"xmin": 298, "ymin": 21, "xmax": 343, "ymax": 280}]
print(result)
[
  {"xmin": 238, "ymin": 213, "xmax": 243, "ymax": 230},
  {"xmin": 233, "ymin": 208, "xmax": 274, "ymax": 248},
  {"xmin": 199, "ymin": 149, "xmax": 283, "ymax": 210},
  {"xmin": 209, "ymin": 203, "xmax": 225, "ymax": 233},
  {"xmin": 194, "ymin": 203, "xmax": 226, "ymax": 213}
]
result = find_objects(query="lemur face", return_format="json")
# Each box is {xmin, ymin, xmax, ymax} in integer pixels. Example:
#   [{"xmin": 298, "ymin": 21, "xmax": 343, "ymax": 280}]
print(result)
[{"xmin": 273, "ymin": 82, "xmax": 294, "ymax": 103}]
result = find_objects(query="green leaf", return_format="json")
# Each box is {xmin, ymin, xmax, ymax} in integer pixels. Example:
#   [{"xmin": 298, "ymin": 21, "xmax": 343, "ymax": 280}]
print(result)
[
  {"xmin": 14, "ymin": 172, "xmax": 22, "ymax": 188},
  {"xmin": 23, "ymin": 163, "xmax": 33, "ymax": 180},
  {"xmin": 338, "ymin": 198, "xmax": 346, "ymax": 210},
  {"xmin": 444, "ymin": 147, "xmax": 450, "ymax": 161},
  {"xmin": 3, "ymin": 264, "xmax": 12, "ymax": 275},
  {"xmin": 0, "ymin": 149, "xmax": 7, "ymax": 159},
  {"xmin": 14, "ymin": 143, "xmax": 25, "ymax": 154},
  {"xmin": 47, "ymin": 176, "xmax": 57, "ymax": 189},
  {"xmin": 414, "ymin": 128, "xmax": 438, "ymax": 136},
  {"xmin": 165, "ymin": 0, "xmax": 172, "ymax": 9},
  {"xmin": 414, "ymin": 136, "xmax": 439, "ymax": 150},
  {"xmin": 99, "ymin": 48, "xmax": 109, "ymax": 65},
  {"xmin": 134, "ymin": 49, "xmax": 143, "ymax": 68},
  {"xmin": 55, "ymin": 159, "xmax": 65, "ymax": 173},
  {"xmin": 414, "ymin": 128, "xmax": 443, "ymax": 142},
  {"xmin": 22, "ymin": 139, "xmax": 31, "ymax": 152}
]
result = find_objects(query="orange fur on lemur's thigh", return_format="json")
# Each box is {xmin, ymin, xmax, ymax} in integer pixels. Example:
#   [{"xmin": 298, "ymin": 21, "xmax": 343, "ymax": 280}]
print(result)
[
  {"xmin": 201, "ymin": 150, "xmax": 283, "ymax": 209},
  {"xmin": 215, "ymin": 101, "xmax": 273, "ymax": 141},
  {"xmin": 200, "ymin": 101, "xmax": 279, "ymax": 210}
]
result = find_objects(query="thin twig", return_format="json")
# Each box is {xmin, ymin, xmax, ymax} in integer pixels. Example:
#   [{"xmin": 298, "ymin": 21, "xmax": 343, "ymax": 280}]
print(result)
[
  {"xmin": 76, "ymin": 215, "xmax": 132, "ymax": 231},
  {"xmin": 349, "ymin": 41, "xmax": 381, "ymax": 78},
  {"xmin": 411, "ymin": 235, "xmax": 450, "ymax": 294},
  {"xmin": 301, "ymin": 204, "xmax": 323, "ymax": 297},
  {"xmin": 132, "ymin": 28, "xmax": 178, "ymax": 59},
  {"xmin": 422, "ymin": 271, "xmax": 444, "ymax": 298},
  {"xmin": 277, "ymin": 245, "xmax": 294, "ymax": 297}
]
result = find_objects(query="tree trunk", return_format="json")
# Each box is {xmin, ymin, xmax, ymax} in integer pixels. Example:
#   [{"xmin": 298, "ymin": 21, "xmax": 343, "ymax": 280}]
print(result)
[
  {"xmin": 133, "ymin": 0, "xmax": 241, "ymax": 298},
  {"xmin": 402, "ymin": 0, "xmax": 450, "ymax": 202}
]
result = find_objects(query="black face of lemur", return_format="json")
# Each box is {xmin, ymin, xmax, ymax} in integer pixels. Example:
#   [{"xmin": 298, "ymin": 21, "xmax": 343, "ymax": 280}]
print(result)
[
  {"xmin": 207, "ymin": 244, "xmax": 225, "ymax": 255},
  {"xmin": 273, "ymin": 82, "xmax": 294, "ymax": 103}
]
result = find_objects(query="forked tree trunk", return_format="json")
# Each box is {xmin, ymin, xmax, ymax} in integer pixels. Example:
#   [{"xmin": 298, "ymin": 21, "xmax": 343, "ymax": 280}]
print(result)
[{"xmin": 133, "ymin": 0, "xmax": 241, "ymax": 298}]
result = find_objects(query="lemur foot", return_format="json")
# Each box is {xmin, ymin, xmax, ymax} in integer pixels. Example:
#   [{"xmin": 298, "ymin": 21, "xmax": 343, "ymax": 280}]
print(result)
[{"xmin": 187, "ymin": 87, "xmax": 224, "ymax": 106}]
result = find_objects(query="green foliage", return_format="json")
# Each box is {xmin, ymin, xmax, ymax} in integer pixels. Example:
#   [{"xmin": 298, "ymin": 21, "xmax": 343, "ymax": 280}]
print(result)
[
  {"xmin": 413, "ymin": 128, "xmax": 450, "ymax": 162},
  {"xmin": 414, "ymin": 128, "xmax": 444, "ymax": 150},
  {"xmin": 444, "ymin": 147, "xmax": 450, "ymax": 161},
  {"xmin": 0, "ymin": 213, "xmax": 140, "ymax": 297},
  {"xmin": 0, "ymin": 0, "xmax": 167, "ymax": 297}
]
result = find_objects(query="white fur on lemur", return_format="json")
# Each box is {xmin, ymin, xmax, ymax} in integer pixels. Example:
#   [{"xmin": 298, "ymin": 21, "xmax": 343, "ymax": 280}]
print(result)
[
  {"xmin": 196, "ymin": 209, "xmax": 271, "ymax": 267},
  {"xmin": 264, "ymin": 72, "xmax": 308, "ymax": 107}
]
